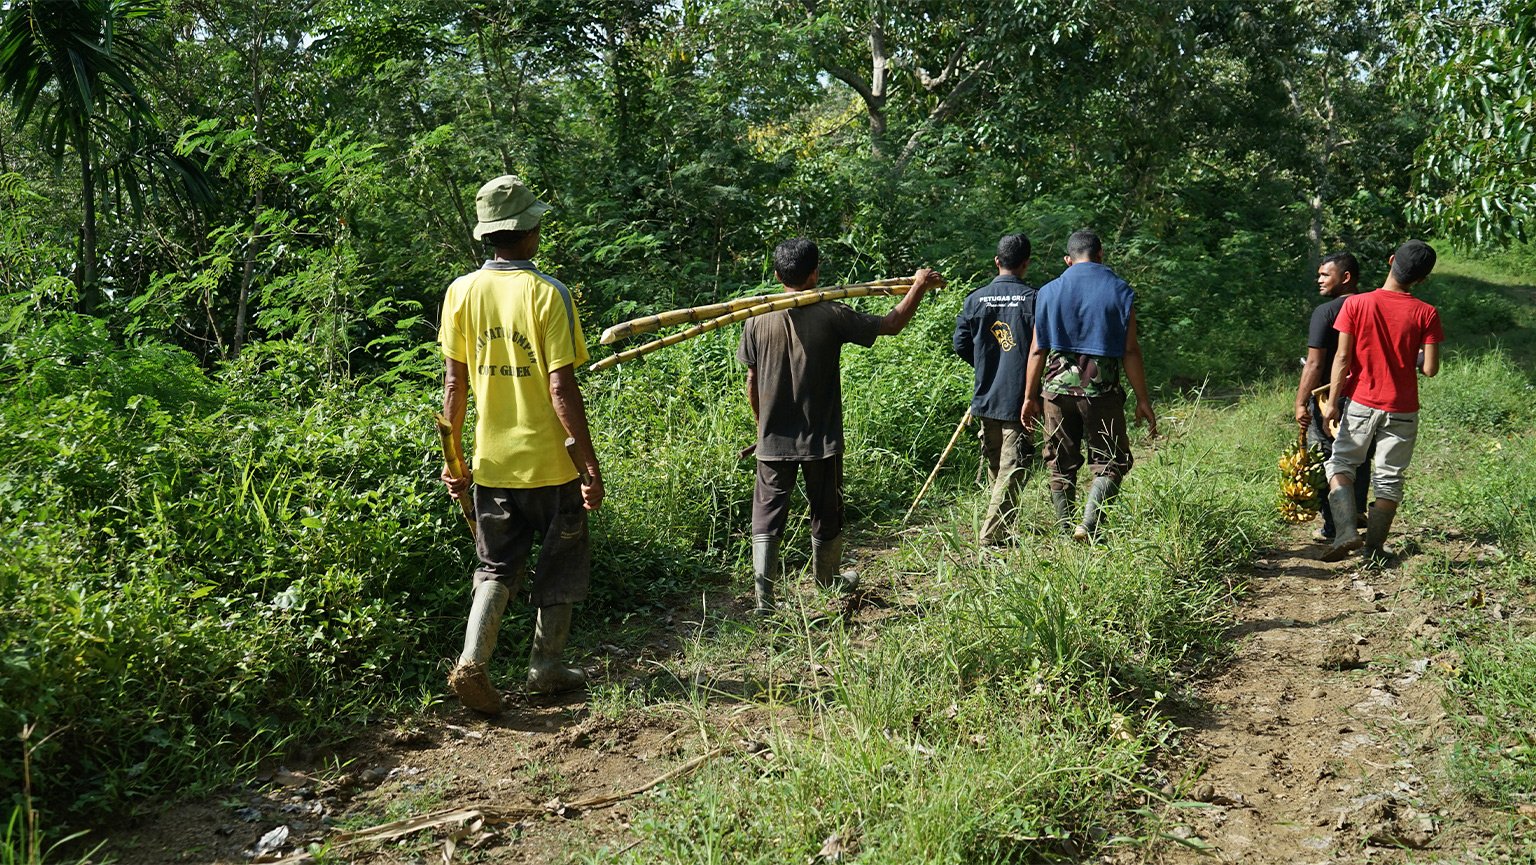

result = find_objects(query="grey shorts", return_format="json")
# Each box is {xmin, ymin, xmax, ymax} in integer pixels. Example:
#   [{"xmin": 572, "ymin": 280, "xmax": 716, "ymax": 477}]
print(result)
[
  {"xmin": 472, "ymin": 480, "xmax": 590, "ymax": 606},
  {"xmin": 1327, "ymin": 399, "xmax": 1419, "ymax": 503}
]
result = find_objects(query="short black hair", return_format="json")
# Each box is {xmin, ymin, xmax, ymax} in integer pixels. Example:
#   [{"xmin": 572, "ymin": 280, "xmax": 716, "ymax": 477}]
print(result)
[
  {"xmin": 1066, "ymin": 230, "xmax": 1102, "ymax": 260},
  {"xmin": 996, "ymin": 233, "xmax": 1031, "ymax": 270},
  {"xmin": 483, "ymin": 228, "xmax": 536, "ymax": 249},
  {"xmin": 1390, "ymin": 239, "xmax": 1436, "ymax": 285},
  {"xmin": 773, "ymin": 238, "xmax": 819, "ymax": 287},
  {"xmin": 1321, "ymin": 251, "xmax": 1361, "ymax": 285}
]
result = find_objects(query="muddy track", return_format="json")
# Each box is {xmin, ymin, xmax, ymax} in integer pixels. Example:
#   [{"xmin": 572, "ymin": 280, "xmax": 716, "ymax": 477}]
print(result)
[{"xmin": 1148, "ymin": 527, "xmax": 1506, "ymax": 864}]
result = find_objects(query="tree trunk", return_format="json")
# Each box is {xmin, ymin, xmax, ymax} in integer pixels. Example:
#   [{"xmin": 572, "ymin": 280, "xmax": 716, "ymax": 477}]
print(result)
[
  {"xmin": 233, "ymin": 185, "xmax": 262, "ymax": 356},
  {"xmin": 78, "ymin": 131, "xmax": 97, "ymax": 311}
]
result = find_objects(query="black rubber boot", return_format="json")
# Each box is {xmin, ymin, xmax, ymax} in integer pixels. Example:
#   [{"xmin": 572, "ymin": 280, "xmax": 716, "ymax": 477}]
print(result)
[
  {"xmin": 1078, "ymin": 477, "xmax": 1120, "ymax": 542},
  {"xmin": 448, "ymin": 580, "xmax": 510, "ymax": 714},
  {"xmin": 1320, "ymin": 486, "xmax": 1363, "ymax": 562},
  {"xmin": 752, "ymin": 534, "xmax": 780, "ymax": 615},
  {"xmin": 526, "ymin": 604, "xmax": 586, "ymax": 695},
  {"xmin": 1050, "ymin": 489, "xmax": 1075, "ymax": 536},
  {"xmin": 1362, "ymin": 505, "xmax": 1395, "ymax": 561},
  {"xmin": 811, "ymin": 533, "xmax": 858, "ymax": 593}
]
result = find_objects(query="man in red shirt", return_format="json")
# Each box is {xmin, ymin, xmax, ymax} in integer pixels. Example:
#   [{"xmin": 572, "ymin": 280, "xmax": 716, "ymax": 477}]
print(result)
[{"xmin": 1320, "ymin": 240, "xmax": 1444, "ymax": 561}]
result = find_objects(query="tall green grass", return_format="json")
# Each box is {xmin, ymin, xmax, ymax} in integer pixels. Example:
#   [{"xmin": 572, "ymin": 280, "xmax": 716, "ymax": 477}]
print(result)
[
  {"xmin": 1407, "ymin": 349, "xmax": 1536, "ymax": 813},
  {"xmin": 583, "ymin": 393, "xmax": 1284, "ymax": 863}
]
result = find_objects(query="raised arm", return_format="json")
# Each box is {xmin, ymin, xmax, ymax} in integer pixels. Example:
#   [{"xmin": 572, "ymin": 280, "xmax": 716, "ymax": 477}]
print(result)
[{"xmin": 878, "ymin": 268, "xmax": 945, "ymax": 336}]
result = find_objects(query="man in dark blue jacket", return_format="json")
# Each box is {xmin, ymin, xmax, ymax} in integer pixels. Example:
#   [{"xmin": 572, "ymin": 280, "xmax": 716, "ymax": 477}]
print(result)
[
  {"xmin": 1021, "ymin": 230, "xmax": 1156, "ymax": 540},
  {"xmin": 954, "ymin": 233, "xmax": 1036, "ymax": 546}
]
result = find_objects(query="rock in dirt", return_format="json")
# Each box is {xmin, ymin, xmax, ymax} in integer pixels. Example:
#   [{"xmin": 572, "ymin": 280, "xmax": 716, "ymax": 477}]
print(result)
[
  {"xmin": 245, "ymin": 824, "xmax": 291, "ymax": 859},
  {"xmin": 1321, "ymin": 639, "xmax": 1366, "ymax": 670},
  {"xmin": 1367, "ymin": 806, "xmax": 1437, "ymax": 849}
]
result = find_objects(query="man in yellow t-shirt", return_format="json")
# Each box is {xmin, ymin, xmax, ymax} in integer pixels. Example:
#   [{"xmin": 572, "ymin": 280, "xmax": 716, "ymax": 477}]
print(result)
[{"xmin": 438, "ymin": 175, "xmax": 603, "ymax": 714}]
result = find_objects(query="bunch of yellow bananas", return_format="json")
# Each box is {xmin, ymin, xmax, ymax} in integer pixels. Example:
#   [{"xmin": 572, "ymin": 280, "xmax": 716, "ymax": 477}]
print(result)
[{"xmin": 1276, "ymin": 437, "xmax": 1326, "ymax": 523}]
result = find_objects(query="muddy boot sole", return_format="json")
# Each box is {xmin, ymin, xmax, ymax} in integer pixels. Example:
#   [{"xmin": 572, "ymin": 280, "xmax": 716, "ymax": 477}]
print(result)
[
  {"xmin": 448, "ymin": 661, "xmax": 503, "ymax": 715},
  {"xmin": 1319, "ymin": 536, "xmax": 1363, "ymax": 562}
]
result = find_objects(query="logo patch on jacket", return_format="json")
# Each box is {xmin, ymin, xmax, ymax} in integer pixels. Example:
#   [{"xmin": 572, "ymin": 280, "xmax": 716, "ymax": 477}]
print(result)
[{"xmin": 991, "ymin": 321, "xmax": 1016, "ymax": 351}]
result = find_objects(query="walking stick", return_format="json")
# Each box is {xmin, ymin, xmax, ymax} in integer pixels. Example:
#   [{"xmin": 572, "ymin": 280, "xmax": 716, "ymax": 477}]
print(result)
[
  {"xmin": 435, "ymin": 413, "xmax": 477, "ymax": 538},
  {"xmin": 904, "ymin": 409, "xmax": 973, "ymax": 522}
]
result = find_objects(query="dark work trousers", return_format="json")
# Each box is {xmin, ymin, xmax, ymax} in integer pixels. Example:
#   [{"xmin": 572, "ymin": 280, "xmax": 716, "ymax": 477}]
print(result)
[
  {"xmin": 472, "ymin": 480, "xmax": 591, "ymax": 607},
  {"xmin": 1041, "ymin": 392, "xmax": 1134, "ymax": 495},
  {"xmin": 1307, "ymin": 393, "xmax": 1372, "ymax": 537},
  {"xmin": 751, "ymin": 456, "xmax": 844, "ymax": 542}
]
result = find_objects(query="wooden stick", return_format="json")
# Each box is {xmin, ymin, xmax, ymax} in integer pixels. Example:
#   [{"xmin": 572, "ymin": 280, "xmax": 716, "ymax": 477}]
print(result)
[
  {"xmin": 598, "ymin": 278, "xmax": 914, "ymax": 345},
  {"xmin": 434, "ymin": 413, "xmax": 477, "ymax": 538},
  {"xmin": 904, "ymin": 409, "xmax": 972, "ymax": 522},
  {"xmin": 589, "ymin": 283, "xmax": 913, "ymax": 373},
  {"xmin": 268, "ymin": 747, "xmax": 729, "ymax": 864}
]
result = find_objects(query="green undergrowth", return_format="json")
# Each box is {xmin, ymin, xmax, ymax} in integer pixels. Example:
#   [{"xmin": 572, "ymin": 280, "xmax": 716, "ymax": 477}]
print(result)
[
  {"xmin": 0, "ymin": 299, "xmax": 969, "ymax": 828},
  {"xmin": 582, "ymin": 393, "xmax": 1283, "ymax": 863},
  {"xmin": 1407, "ymin": 348, "xmax": 1536, "ymax": 814}
]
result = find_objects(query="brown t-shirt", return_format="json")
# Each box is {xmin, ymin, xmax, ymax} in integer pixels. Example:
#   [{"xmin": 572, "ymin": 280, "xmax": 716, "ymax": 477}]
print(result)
[{"xmin": 737, "ymin": 300, "xmax": 882, "ymax": 461}]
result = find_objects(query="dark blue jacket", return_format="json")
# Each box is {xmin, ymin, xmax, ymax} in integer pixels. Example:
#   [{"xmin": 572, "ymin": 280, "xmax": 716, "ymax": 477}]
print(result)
[
  {"xmin": 953, "ymin": 274, "xmax": 1036, "ymax": 421},
  {"xmin": 1033, "ymin": 261, "xmax": 1134, "ymax": 357}
]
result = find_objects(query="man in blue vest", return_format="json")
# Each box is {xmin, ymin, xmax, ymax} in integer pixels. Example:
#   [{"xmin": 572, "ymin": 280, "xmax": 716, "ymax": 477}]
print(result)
[
  {"xmin": 953, "ymin": 233, "xmax": 1036, "ymax": 546},
  {"xmin": 1020, "ymin": 230, "xmax": 1155, "ymax": 540}
]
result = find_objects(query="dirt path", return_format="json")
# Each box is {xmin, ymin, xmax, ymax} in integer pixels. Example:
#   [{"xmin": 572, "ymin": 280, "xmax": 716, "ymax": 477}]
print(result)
[
  {"xmin": 1149, "ymin": 527, "xmax": 1502, "ymax": 864},
  {"xmin": 102, "ymin": 522, "xmax": 1513, "ymax": 864},
  {"xmin": 99, "ymin": 579, "xmax": 894, "ymax": 865}
]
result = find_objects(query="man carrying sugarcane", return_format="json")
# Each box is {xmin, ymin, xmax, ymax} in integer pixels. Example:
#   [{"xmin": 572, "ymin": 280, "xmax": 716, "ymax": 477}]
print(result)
[
  {"xmin": 1020, "ymin": 230, "xmax": 1155, "ymax": 541},
  {"xmin": 953, "ymin": 233, "xmax": 1037, "ymax": 546},
  {"xmin": 438, "ymin": 174, "xmax": 604, "ymax": 714},
  {"xmin": 1294, "ymin": 251, "xmax": 1372, "ymax": 542},
  {"xmin": 1320, "ymin": 239, "xmax": 1442, "ymax": 562},
  {"xmin": 738, "ymin": 238, "xmax": 943, "ymax": 614}
]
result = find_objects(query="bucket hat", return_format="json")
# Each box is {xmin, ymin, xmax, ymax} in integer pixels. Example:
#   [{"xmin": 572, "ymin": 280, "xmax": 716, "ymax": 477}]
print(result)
[{"xmin": 472, "ymin": 175, "xmax": 551, "ymax": 240}]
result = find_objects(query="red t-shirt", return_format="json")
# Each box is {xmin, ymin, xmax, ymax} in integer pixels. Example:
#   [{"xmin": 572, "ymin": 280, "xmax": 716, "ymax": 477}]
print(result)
[{"xmin": 1335, "ymin": 289, "xmax": 1444, "ymax": 412}]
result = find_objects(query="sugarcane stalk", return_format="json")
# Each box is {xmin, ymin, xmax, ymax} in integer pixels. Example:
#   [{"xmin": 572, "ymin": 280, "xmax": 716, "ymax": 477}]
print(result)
[
  {"xmin": 589, "ymin": 282, "xmax": 915, "ymax": 373},
  {"xmin": 904, "ymin": 409, "xmax": 972, "ymax": 522},
  {"xmin": 598, "ymin": 277, "xmax": 915, "ymax": 345},
  {"xmin": 435, "ymin": 412, "xmax": 477, "ymax": 538}
]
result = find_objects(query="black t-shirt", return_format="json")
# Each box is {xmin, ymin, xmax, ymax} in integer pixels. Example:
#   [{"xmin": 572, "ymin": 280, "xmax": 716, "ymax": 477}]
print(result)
[
  {"xmin": 1308, "ymin": 295, "xmax": 1349, "ymax": 374},
  {"xmin": 737, "ymin": 300, "xmax": 882, "ymax": 461}
]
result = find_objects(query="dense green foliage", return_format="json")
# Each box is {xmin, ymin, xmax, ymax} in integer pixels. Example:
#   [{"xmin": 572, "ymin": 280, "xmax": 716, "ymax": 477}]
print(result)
[{"xmin": 2, "ymin": 0, "xmax": 1533, "ymax": 845}]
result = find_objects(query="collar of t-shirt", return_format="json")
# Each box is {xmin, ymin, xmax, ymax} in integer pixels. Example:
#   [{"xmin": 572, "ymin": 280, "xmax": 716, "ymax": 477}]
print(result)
[{"xmin": 482, "ymin": 259, "xmax": 536, "ymax": 271}]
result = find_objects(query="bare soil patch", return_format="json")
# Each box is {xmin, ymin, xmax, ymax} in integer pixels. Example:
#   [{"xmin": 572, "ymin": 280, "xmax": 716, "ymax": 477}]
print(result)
[{"xmin": 1145, "ymin": 526, "xmax": 1512, "ymax": 864}]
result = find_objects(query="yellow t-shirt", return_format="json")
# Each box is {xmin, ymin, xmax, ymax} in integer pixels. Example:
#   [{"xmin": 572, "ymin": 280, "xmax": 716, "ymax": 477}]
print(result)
[{"xmin": 438, "ymin": 260, "xmax": 590, "ymax": 488}]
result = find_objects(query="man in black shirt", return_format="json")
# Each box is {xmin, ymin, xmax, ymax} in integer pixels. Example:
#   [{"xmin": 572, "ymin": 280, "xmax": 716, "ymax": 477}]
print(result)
[
  {"xmin": 1293, "ymin": 251, "xmax": 1371, "ymax": 541},
  {"xmin": 738, "ymin": 239, "xmax": 943, "ymax": 614},
  {"xmin": 953, "ymin": 233, "xmax": 1036, "ymax": 545}
]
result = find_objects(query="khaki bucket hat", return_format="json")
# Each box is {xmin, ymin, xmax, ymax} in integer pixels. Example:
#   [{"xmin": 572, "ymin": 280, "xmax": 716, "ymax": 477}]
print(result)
[{"xmin": 472, "ymin": 175, "xmax": 552, "ymax": 240}]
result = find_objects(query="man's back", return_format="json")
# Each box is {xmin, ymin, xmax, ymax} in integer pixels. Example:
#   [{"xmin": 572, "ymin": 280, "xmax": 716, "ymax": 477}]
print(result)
[
  {"xmin": 1034, "ymin": 261, "xmax": 1134, "ymax": 358},
  {"xmin": 955, "ymin": 275, "xmax": 1035, "ymax": 420},
  {"xmin": 439, "ymin": 261, "xmax": 587, "ymax": 487},
  {"xmin": 1337, "ymin": 289, "xmax": 1443, "ymax": 413},
  {"xmin": 737, "ymin": 301, "xmax": 880, "ymax": 461}
]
